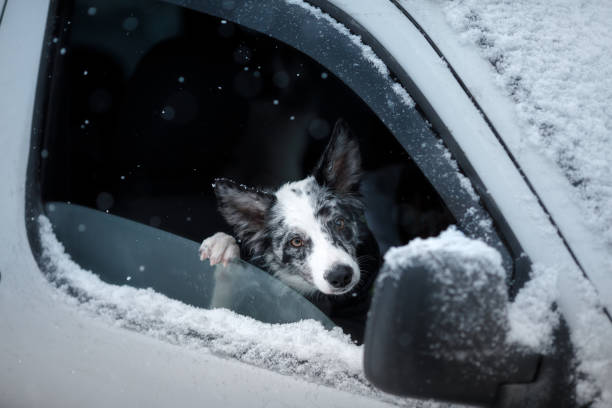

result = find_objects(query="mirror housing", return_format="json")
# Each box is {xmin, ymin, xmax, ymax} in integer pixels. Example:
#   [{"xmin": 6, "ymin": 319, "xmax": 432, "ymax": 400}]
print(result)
[{"xmin": 363, "ymin": 232, "xmax": 539, "ymax": 405}]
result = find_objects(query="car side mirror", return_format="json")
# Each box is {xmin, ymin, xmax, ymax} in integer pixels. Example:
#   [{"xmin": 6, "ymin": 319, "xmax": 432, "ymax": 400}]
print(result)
[{"xmin": 364, "ymin": 231, "xmax": 539, "ymax": 406}]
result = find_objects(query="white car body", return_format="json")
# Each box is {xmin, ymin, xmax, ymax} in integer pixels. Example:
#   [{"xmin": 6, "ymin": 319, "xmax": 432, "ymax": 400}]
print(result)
[{"xmin": 0, "ymin": 0, "xmax": 610, "ymax": 407}]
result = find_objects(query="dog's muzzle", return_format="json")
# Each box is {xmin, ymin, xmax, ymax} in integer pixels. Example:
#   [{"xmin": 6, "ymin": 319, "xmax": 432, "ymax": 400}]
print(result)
[{"xmin": 324, "ymin": 264, "xmax": 354, "ymax": 290}]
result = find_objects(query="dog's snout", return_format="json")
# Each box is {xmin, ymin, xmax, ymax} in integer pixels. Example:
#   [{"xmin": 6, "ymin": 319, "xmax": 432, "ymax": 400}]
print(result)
[{"xmin": 324, "ymin": 264, "xmax": 353, "ymax": 289}]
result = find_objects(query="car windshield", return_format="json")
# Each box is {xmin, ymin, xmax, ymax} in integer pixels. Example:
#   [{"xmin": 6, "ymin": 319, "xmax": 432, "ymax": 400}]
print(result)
[{"xmin": 45, "ymin": 201, "xmax": 335, "ymax": 327}]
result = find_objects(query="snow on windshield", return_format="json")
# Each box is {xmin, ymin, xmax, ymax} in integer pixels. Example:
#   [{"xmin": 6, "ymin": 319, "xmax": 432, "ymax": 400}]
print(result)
[
  {"xmin": 38, "ymin": 215, "xmax": 453, "ymax": 407},
  {"xmin": 440, "ymin": 0, "xmax": 612, "ymax": 252}
]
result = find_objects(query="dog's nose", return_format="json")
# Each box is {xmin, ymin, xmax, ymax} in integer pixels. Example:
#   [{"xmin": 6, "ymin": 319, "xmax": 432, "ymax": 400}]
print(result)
[{"xmin": 324, "ymin": 264, "xmax": 353, "ymax": 289}]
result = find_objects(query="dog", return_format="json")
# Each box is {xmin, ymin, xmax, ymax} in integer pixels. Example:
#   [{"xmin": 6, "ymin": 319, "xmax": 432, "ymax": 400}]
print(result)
[{"xmin": 199, "ymin": 119, "xmax": 381, "ymax": 342}]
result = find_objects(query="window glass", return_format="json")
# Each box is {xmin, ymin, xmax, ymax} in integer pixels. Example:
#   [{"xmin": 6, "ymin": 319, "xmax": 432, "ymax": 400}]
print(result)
[{"xmin": 45, "ymin": 201, "xmax": 336, "ymax": 327}]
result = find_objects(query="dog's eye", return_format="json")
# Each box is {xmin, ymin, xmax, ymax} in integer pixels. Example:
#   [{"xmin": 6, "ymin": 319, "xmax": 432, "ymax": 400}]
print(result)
[
  {"xmin": 335, "ymin": 217, "xmax": 345, "ymax": 230},
  {"xmin": 290, "ymin": 237, "xmax": 304, "ymax": 248}
]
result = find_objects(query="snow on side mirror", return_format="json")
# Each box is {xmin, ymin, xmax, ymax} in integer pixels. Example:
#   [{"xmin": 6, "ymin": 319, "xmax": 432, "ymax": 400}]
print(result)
[{"xmin": 364, "ymin": 228, "xmax": 540, "ymax": 406}]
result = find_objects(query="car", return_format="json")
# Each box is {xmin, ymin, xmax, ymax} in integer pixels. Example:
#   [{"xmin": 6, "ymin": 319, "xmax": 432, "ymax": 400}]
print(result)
[{"xmin": 0, "ymin": 0, "xmax": 610, "ymax": 407}]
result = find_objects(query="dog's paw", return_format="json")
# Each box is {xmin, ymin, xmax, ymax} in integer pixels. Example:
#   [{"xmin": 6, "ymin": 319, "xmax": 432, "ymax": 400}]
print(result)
[{"xmin": 199, "ymin": 232, "xmax": 240, "ymax": 267}]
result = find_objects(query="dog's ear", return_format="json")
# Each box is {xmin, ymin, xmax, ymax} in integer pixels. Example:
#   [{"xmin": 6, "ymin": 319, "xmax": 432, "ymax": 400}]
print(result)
[
  {"xmin": 213, "ymin": 178, "xmax": 275, "ymax": 241},
  {"xmin": 314, "ymin": 119, "xmax": 361, "ymax": 193}
]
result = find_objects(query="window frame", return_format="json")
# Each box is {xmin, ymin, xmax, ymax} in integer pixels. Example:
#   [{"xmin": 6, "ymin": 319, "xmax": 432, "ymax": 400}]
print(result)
[{"xmin": 25, "ymin": 0, "xmax": 528, "ymax": 307}]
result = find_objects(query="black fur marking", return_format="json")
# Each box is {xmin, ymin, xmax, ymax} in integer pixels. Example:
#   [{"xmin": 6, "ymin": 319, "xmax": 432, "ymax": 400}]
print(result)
[
  {"xmin": 313, "ymin": 119, "xmax": 362, "ymax": 194},
  {"xmin": 317, "ymin": 205, "xmax": 332, "ymax": 218},
  {"xmin": 213, "ymin": 177, "xmax": 276, "ymax": 254}
]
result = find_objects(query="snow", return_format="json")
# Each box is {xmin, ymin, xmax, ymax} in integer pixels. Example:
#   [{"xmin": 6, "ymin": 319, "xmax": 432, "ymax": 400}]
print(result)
[
  {"xmin": 435, "ymin": 141, "xmax": 479, "ymax": 203},
  {"xmin": 285, "ymin": 0, "xmax": 415, "ymax": 108},
  {"xmin": 384, "ymin": 227, "xmax": 559, "ymax": 354},
  {"xmin": 507, "ymin": 264, "xmax": 559, "ymax": 352},
  {"xmin": 563, "ymin": 272, "xmax": 612, "ymax": 406},
  {"xmin": 37, "ymin": 215, "xmax": 434, "ymax": 407},
  {"xmin": 384, "ymin": 227, "xmax": 501, "ymax": 277},
  {"xmin": 439, "ymin": 0, "xmax": 612, "ymax": 258}
]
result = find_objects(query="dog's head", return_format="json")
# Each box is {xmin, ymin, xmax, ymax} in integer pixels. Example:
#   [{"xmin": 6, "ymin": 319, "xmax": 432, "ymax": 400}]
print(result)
[{"xmin": 213, "ymin": 119, "xmax": 368, "ymax": 295}]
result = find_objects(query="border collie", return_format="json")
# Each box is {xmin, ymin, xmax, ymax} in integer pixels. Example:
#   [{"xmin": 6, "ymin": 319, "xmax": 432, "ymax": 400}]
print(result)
[{"xmin": 199, "ymin": 119, "xmax": 381, "ymax": 342}]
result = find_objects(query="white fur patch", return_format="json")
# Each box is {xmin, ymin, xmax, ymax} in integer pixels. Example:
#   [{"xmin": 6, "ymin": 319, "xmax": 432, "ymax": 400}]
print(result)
[{"xmin": 275, "ymin": 178, "xmax": 360, "ymax": 295}]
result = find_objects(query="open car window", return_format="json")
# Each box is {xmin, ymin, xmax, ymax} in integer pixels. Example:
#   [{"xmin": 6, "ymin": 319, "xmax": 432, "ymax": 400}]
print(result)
[{"xmin": 29, "ymin": 0, "xmax": 517, "ymax": 345}]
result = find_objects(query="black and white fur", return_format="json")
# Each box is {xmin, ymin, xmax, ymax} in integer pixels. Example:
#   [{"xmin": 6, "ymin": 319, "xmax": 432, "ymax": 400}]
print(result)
[{"xmin": 199, "ymin": 120, "xmax": 380, "ymax": 339}]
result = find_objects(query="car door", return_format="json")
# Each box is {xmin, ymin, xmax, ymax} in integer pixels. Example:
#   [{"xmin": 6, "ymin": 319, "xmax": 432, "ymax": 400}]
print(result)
[{"xmin": 9, "ymin": 0, "xmax": 600, "ymax": 407}]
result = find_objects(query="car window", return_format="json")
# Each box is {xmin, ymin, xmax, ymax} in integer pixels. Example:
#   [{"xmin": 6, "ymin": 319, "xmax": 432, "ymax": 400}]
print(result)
[{"xmin": 28, "ymin": 0, "xmax": 514, "ymax": 335}]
